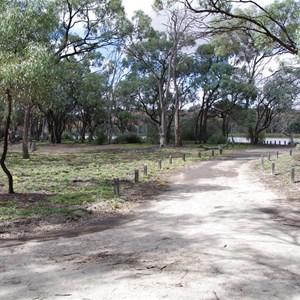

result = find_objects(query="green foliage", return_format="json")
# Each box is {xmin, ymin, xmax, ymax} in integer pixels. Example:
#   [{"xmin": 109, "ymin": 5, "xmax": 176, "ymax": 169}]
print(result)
[
  {"xmin": 95, "ymin": 129, "xmax": 108, "ymax": 145},
  {"xmin": 207, "ymin": 133, "xmax": 227, "ymax": 144},
  {"xmin": 62, "ymin": 131, "xmax": 74, "ymax": 140},
  {"xmin": 0, "ymin": 144, "xmax": 218, "ymax": 221},
  {"xmin": 114, "ymin": 133, "xmax": 143, "ymax": 144}
]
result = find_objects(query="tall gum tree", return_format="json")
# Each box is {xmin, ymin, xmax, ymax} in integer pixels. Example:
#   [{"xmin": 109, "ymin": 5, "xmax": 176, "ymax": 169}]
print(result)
[
  {"xmin": 211, "ymin": 25, "xmax": 298, "ymax": 144},
  {"xmin": 125, "ymin": 11, "xmax": 173, "ymax": 147},
  {"xmin": 182, "ymin": 0, "xmax": 299, "ymax": 56},
  {"xmin": 0, "ymin": 0, "xmax": 56, "ymax": 193},
  {"xmin": 0, "ymin": 0, "xmax": 57, "ymax": 160},
  {"xmin": 153, "ymin": 0, "xmax": 202, "ymax": 146}
]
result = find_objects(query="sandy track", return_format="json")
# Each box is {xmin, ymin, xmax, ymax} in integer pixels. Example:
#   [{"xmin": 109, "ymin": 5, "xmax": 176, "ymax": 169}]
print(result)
[{"xmin": 0, "ymin": 149, "xmax": 299, "ymax": 300}]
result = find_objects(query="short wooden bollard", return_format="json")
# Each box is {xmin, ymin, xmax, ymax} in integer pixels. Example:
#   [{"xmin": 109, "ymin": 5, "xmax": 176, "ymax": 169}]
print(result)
[
  {"xmin": 211, "ymin": 149, "xmax": 215, "ymax": 157},
  {"xmin": 261, "ymin": 156, "xmax": 264, "ymax": 170},
  {"xmin": 271, "ymin": 162, "xmax": 275, "ymax": 175},
  {"xmin": 290, "ymin": 149, "xmax": 293, "ymax": 156},
  {"xmin": 268, "ymin": 153, "xmax": 271, "ymax": 161},
  {"xmin": 169, "ymin": 155, "xmax": 173, "ymax": 164},
  {"xmin": 219, "ymin": 148, "xmax": 223, "ymax": 155},
  {"xmin": 158, "ymin": 159, "xmax": 162, "ymax": 170},
  {"xmin": 134, "ymin": 170, "xmax": 139, "ymax": 183},
  {"xmin": 143, "ymin": 165, "xmax": 148, "ymax": 176},
  {"xmin": 290, "ymin": 167, "xmax": 295, "ymax": 184},
  {"xmin": 113, "ymin": 178, "xmax": 120, "ymax": 196},
  {"xmin": 198, "ymin": 151, "xmax": 201, "ymax": 158},
  {"xmin": 276, "ymin": 151, "xmax": 279, "ymax": 159},
  {"xmin": 279, "ymin": 141, "xmax": 281, "ymax": 145},
  {"xmin": 182, "ymin": 153, "xmax": 186, "ymax": 162}
]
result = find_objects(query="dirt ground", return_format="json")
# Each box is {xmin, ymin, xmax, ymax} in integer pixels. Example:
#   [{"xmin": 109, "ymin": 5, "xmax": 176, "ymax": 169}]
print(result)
[{"xmin": 0, "ymin": 148, "xmax": 299, "ymax": 300}]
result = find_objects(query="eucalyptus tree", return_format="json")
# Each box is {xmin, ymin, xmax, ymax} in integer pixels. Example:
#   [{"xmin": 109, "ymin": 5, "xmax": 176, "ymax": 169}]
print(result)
[
  {"xmin": 247, "ymin": 69, "xmax": 298, "ymax": 144},
  {"xmin": 183, "ymin": 0, "xmax": 300, "ymax": 56},
  {"xmin": 118, "ymin": 72, "xmax": 161, "ymax": 141},
  {"xmin": 75, "ymin": 71, "xmax": 108, "ymax": 142},
  {"xmin": 38, "ymin": 59, "xmax": 88, "ymax": 144},
  {"xmin": 52, "ymin": 0, "xmax": 128, "ymax": 60},
  {"xmin": 0, "ymin": 0, "xmax": 56, "ymax": 193},
  {"xmin": 98, "ymin": 48, "xmax": 131, "ymax": 144},
  {"xmin": 212, "ymin": 25, "xmax": 299, "ymax": 144},
  {"xmin": 193, "ymin": 44, "xmax": 238, "ymax": 143},
  {"xmin": 125, "ymin": 11, "xmax": 174, "ymax": 147},
  {"xmin": 153, "ymin": 0, "xmax": 202, "ymax": 146}
]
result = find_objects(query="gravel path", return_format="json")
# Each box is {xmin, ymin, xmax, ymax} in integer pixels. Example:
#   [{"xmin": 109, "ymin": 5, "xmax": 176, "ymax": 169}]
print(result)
[{"xmin": 1, "ymin": 149, "xmax": 299, "ymax": 300}]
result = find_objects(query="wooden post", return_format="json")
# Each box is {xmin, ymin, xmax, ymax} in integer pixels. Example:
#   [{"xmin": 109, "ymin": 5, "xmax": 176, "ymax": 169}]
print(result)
[
  {"xmin": 271, "ymin": 162, "xmax": 275, "ymax": 175},
  {"xmin": 134, "ymin": 170, "xmax": 139, "ymax": 183},
  {"xmin": 211, "ymin": 149, "xmax": 214, "ymax": 157},
  {"xmin": 113, "ymin": 178, "xmax": 120, "ymax": 196},
  {"xmin": 198, "ymin": 151, "xmax": 201, "ymax": 158},
  {"xmin": 261, "ymin": 155, "xmax": 264, "ymax": 170},
  {"xmin": 219, "ymin": 148, "xmax": 223, "ymax": 155},
  {"xmin": 279, "ymin": 141, "xmax": 281, "ymax": 145},
  {"xmin": 143, "ymin": 165, "xmax": 147, "ymax": 176},
  {"xmin": 158, "ymin": 159, "xmax": 162, "ymax": 170},
  {"xmin": 182, "ymin": 153, "xmax": 186, "ymax": 162},
  {"xmin": 290, "ymin": 167, "xmax": 295, "ymax": 184},
  {"xmin": 276, "ymin": 151, "xmax": 279, "ymax": 159},
  {"xmin": 268, "ymin": 153, "xmax": 271, "ymax": 161},
  {"xmin": 290, "ymin": 149, "xmax": 293, "ymax": 156},
  {"xmin": 169, "ymin": 155, "xmax": 173, "ymax": 164}
]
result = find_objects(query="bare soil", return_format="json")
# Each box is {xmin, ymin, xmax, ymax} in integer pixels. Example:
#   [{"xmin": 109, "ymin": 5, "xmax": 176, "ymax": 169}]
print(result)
[{"xmin": 0, "ymin": 147, "xmax": 299, "ymax": 300}]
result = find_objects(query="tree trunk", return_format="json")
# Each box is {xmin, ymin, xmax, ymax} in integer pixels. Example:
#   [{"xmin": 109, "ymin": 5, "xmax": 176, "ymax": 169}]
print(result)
[
  {"xmin": 80, "ymin": 123, "xmax": 86, "ymax": 143},
  {"xmin": 158, "ymin": 81, "xmax": 167, "ymax": 147},
  {"xmin": 202, "ymin": 109, "xmax": 209, "ymax": 143},
  {"xmin": 0, "ymin": 89, "xmax": 15, "ymax": 194},
  {"xmin": 221, "ymin": 113, "xmax": 229, "ymax": 138},
  {"xmin": 54, "ymin": 126, "xmax": 62, "ymax": 144},
  {"xmin": 173, "ymin": 61, "xmax": 181, "ymax": 147},
  {"xmin": 22, "ymin": 103, "xmax": 34, "ymax": 159},
  {"xmin": 248, "ymin": 126, "xmax": 255, "ymax": 145},
  {"xmin": 108, "ymin": 113, "xmax": 113, "ymax": 144}
]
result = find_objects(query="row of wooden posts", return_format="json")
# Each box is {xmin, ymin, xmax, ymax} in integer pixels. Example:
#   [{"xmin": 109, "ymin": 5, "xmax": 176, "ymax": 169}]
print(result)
[
  {"xmin": 261, "ymin": 149, "xmax": 296, "ymax": 183},
  {"xmin": 113, "ymin": 147, "xmax": 224, "ymax": 196}
]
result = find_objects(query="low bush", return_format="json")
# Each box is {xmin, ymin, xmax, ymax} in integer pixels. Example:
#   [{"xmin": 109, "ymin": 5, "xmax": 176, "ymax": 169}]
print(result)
[
  {"xmin": 114, "ymin": 133, "xmax": 142, "ymax": 144},
  {"xmin": 95, "ymin": 129, "xmax": 107, "ymax": 145},
  {"xmin": 207, "ymin": 133, "xmax": 227, "ymax": 144}
]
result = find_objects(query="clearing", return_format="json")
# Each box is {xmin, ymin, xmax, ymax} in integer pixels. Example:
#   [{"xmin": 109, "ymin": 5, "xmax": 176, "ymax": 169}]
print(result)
[{"xmin": 0, "ymin": 147, "xmax": 299, "ymax": 300}]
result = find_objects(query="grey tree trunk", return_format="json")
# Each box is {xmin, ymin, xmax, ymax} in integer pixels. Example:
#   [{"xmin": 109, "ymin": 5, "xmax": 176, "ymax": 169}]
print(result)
[
  {"xmin": 22, "ymin": 103, "xmax": 34, "ymax": 159},
  {"xmin": 1, "ymin": 89, "xmax": 14, "ymax": 193},
  {"xmin": 158, "ymin": 81, "xmax": 167, "ymax": 147}
]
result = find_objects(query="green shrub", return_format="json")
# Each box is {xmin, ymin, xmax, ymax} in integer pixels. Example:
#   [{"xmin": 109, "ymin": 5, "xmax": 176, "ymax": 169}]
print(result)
[
  {"xmin": 95, "ymin": 129, "xmax": 107, "ymax": 145},
  {"xmin": 62, "ymin": 131, "xmax": 74, "ymax": 140},
  {"xmin": 114, "ymin": 133, "xmax": 142, "ymax": 144},
  {"xmin": 207, "ymin": 133, "xmax": 227, "ymax": 144}
]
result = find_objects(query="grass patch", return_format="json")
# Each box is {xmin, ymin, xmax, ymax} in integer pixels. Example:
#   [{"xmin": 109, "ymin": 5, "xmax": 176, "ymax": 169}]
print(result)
[
  {"xmin": 0, "ymin": 143, "xmax": 239, "ymax": 221},
  {"xmin": 258, "ymin": 150, "xmax": 299, "ymax": 185}
]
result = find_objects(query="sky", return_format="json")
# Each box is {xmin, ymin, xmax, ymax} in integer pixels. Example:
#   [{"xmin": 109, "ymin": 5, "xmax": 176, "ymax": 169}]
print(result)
[
  {"xmin": 122, "ymin": 0, "xmax": 276, "ymax": 19},
  {"xmin": 122, "ymin": 0, "xmax": 154, "ymax": 18}
]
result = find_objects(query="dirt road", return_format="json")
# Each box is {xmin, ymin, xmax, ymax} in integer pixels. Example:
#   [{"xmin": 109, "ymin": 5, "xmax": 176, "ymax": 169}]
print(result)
[{"xmin": 1, "ymin": 149, "xmax": 299, "ymax": 300}]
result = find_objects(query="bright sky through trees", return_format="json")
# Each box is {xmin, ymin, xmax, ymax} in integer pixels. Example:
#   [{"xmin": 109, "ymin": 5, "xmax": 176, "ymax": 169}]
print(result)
[
  {"xmin": 122, "ymin": 0, "xmax": 275, "ymax": 18},
  {"xmin": 123, "ymin": 0, "xmax": 154, "ymax": 18}
]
